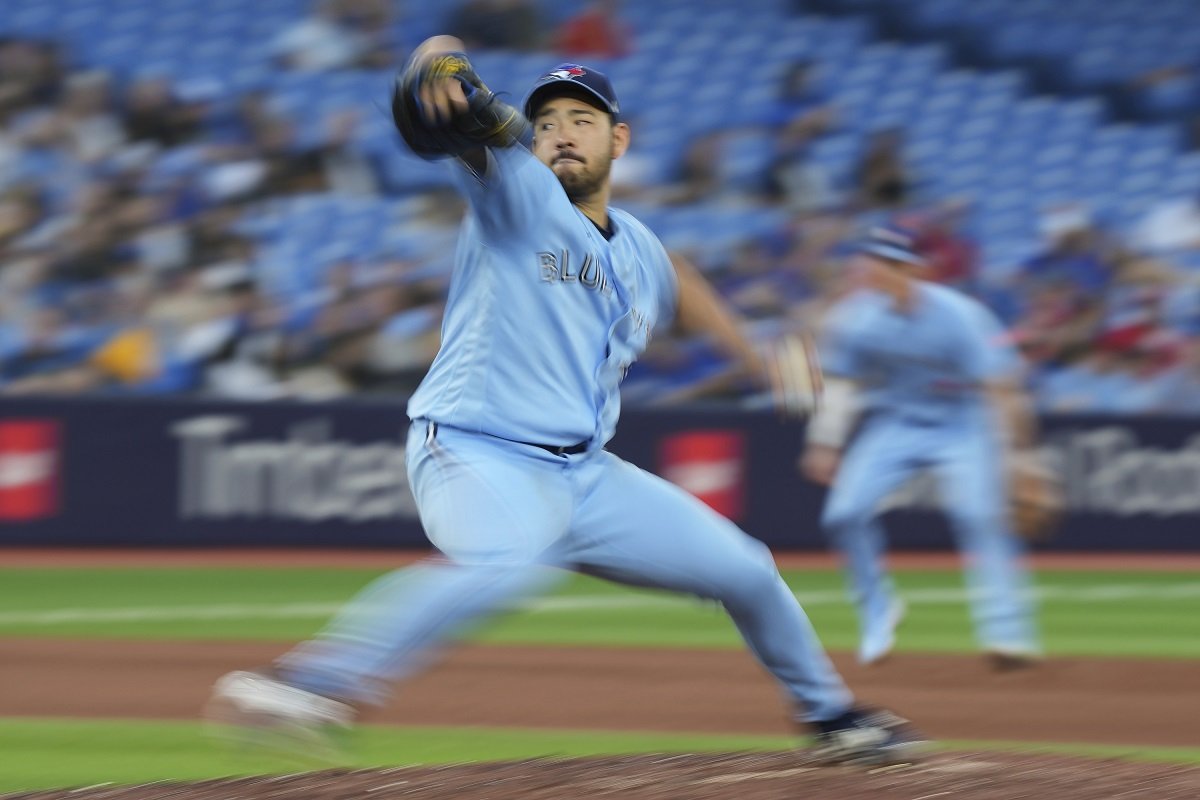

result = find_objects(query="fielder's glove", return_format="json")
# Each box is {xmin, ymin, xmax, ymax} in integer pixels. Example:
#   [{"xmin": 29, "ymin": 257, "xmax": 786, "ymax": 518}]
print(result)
[
  {"xmin": 764, "ymin": 331, "xmax": 824, "ymax": 417},
  {"xmin": 1009, "ymin": 450, "xmax": 1064, "ymax": 542},
  {"xmin": 391, "ymin": 51, "xmax": 530, "ymax": 160}
]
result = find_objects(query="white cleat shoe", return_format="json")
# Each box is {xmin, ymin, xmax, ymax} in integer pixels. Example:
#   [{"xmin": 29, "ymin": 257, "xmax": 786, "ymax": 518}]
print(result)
[
  {"xmin": 858, "ymin": 599, "xmax": 906, "ymax": 666},
  {"xmin": 204, "ymin": 670, "xmax": 355, "ymax": 762}
]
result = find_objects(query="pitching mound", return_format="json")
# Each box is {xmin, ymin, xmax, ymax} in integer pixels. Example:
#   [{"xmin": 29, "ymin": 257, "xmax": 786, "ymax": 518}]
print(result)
[{"xmin": 6, "ymin": 751, "xmax": 1199, "ymax": 800}]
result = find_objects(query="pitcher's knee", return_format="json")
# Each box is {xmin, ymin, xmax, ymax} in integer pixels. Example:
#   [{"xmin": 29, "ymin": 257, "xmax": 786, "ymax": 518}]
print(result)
[{"xmin": 712, "ymin": 541, "xmax": 788, "ymax": 605}]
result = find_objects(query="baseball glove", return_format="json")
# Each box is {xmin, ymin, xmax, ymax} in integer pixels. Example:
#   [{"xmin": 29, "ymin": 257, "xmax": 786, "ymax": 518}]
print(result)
[
  {"xmin": 391, "ymin": 51, "xmax": 530, "ymax": 160},
  {"xmin": 1008, "ymin": 450, "xmax": 1065, "ymax": 542},
  {"xmin": 765, "ymin": 331, "xmax": 824, "ymax": 417}
]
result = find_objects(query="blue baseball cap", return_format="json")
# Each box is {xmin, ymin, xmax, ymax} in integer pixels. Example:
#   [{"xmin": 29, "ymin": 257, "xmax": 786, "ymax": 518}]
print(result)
[
  {"xmin": 857, "ymin": 225, "xmax": 926, "ymax": 266},
  {"xmin": 524, "ymin": 63, "xmax": 621, "ymax": 122}
]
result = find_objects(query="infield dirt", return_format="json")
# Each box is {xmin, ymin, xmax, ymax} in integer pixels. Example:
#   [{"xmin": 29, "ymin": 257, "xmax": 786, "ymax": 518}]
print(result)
[
  {"xmin": 1, "ymin": 638, "xmax": 1196, "ymax": 746},
  {"xmin": 3, "ymin": 550, "xmax": 1198, "ymax": 798}
]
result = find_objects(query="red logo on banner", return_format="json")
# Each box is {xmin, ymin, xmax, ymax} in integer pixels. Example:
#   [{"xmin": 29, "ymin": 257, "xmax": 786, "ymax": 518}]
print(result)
[
  {"xmin": 0, "ymin": 420, "xmax": 61, "ymax": 521},
  {"xmin": 659, "ymin": 430, "xmax": 746, "ymax": 520}
]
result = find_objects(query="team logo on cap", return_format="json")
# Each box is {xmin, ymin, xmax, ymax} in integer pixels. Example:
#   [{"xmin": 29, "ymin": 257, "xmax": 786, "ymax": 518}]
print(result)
[{"xmin": 545, "ymin": 65, "xmax": 587, "ymax": 81}]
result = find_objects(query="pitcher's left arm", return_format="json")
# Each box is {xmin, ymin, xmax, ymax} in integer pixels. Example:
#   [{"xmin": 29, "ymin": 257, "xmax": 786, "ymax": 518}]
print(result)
[{"xmin": 671, "ymin": 252, "xmax": 821, "ymax": 415}]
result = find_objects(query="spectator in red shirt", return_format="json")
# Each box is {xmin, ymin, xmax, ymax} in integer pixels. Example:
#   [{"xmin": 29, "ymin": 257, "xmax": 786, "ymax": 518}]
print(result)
[
  {"xmin": 911, "ymin": 201, "xmax": 978, "ymax": 290},
  {"xmin": 556, "ymin": 0, "xmax": 632, "ymax": 59}
]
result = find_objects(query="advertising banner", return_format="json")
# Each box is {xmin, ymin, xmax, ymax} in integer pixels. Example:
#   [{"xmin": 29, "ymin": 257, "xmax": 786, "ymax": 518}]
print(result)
[
  {"xmin": 0, "ymin": 397, "xmax": 420, "ymax": 547},
  {"xmin": 0, "ymin": 397, "xmax": 1196, "ymax": 551}
]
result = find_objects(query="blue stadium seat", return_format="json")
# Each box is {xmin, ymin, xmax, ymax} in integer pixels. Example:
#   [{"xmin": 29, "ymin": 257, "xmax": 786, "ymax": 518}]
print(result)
[{"xmin": 1, "ymin": 0, "xmax": 1194, "ymax": 331}]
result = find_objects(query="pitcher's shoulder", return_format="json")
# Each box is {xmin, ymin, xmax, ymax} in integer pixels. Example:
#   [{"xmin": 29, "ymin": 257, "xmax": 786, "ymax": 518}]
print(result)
[{"xmin": 609, "ymin": 207, "xmax": 657, "ymax": 241}]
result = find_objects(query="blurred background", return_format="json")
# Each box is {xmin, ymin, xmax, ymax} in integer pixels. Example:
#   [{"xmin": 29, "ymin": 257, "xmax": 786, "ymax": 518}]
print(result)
[
  {"xmin": 2, "ymin": 0, "xmax": 1200, "ymax": 549},
  {"xmin": 4, "ymin": 0, "xmax": 1200, "ymax": 410},
  {"xmin": 1, "ymin": 7, "xmax": 1197, "ymax": 794}
]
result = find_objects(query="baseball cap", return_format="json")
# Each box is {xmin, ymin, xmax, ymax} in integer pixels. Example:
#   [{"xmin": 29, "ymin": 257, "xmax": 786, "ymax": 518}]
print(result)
[
  {"xmin": 857, "ymin": 225, "xmax": 926, "ymax": 266},
  {"xmin": 523, "ymin": 63, "xmax": 621, "ymax": 122}
]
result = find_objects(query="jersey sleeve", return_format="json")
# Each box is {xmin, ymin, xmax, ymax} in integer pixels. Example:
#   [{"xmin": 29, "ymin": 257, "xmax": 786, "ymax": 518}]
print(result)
[
  {"xmin": 448, "ymin": 145, "xmax": 557, "ymax": 240},
  {"xmin": 960, "ymin": 298, "xmax": 1021, "ymax": 383},
  {"xmin": 609, "ymin": 211, "xmax": 678, "ymax": 333},
  {"xmin": 818, "ymin": 300, "xmax": 863, "ymax": 379},
  {"xmin": 651, "ymin": 237, "xmax": 679, "ymax": 332}
]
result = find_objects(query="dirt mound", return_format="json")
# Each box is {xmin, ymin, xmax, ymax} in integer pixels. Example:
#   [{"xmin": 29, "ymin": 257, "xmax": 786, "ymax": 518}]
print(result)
[{"xmin": 7, "ymin": 752, "xmax": 1199, "ymax": 800}]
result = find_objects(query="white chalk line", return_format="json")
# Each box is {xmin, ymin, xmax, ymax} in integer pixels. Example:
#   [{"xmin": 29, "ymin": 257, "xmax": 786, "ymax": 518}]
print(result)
[{"xmin": 0, "ymin": 582, "xmax": 1197, "ymax": 626}]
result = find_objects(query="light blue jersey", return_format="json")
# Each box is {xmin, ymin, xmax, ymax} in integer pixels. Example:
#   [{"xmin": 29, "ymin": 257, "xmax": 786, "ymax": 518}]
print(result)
[
  {"xmin": 407, "ymin": 145, "xmax": 677, "ymax": 447},
  {"xmin": 244, "ymin": 61, "xmax": 868, "ymax": 736},
  {"xmin": 276, "ymin": 146, "xmax": 855, "ymax": 724},
  {"xmin": 822, "ymin": 282, "xmax": 1016, "ymax": 429},
  {"xmin": 817, "ymin": 280, "xmax": 1038, "ymax": 663}
]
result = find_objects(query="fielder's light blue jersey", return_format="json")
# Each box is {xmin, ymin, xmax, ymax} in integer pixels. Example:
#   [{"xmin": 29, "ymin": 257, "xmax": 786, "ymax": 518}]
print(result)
[
  {"xmin": 821, "ymin": 283, "xmax": 1016, "ymax": 428},
  {"xmin": 406, "ymin": 145, "xmax": 678, "ymax": 446}
]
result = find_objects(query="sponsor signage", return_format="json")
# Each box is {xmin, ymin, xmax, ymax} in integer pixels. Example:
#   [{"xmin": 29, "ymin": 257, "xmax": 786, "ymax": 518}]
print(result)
[
  {"xmin": 659, "ymin": 430, "xmax": 746, "ymax": 521},
  {"xmin": 0, "ymin": 398, "xmax": 1195, "ymax": 550},
  {"xmin": 0, "ymin": 420, "xmax": 60, "ymax": 521},
  {"xmin": 172, "ymin": 416, "xmax": 414, "ymax": 522}
]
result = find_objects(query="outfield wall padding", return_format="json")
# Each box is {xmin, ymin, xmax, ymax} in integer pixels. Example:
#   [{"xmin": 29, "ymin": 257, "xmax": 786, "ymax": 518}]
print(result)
[{"xmin": 0, "ymin": 397, "xmax": 1195, "ymax": 550}]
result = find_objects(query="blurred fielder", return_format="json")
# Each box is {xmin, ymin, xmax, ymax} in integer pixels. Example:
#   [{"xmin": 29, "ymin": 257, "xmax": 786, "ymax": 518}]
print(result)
[
  {"xmin": 802, "ymin": 226, "xmax": 1051, "ymax": 669},
  {"xmin": 207, "ymin": 36, "xmax": 923, "ymax": 764}
]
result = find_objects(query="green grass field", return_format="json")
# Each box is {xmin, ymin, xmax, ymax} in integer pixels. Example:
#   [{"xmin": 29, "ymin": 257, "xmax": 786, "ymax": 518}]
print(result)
[{"xmin": 1, "ymin": 564, "xmax": 1198, "ymax": 793}]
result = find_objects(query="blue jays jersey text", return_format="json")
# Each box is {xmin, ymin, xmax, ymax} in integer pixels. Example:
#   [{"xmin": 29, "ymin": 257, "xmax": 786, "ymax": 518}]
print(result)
[{"xmin": 406, "ymin": 145, "xmax": 678, "ymax": 445}]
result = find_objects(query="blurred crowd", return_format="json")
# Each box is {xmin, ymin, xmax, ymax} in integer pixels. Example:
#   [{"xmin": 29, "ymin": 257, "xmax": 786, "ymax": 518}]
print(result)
[
  {"xmin": 0, "ymin": 17, "xmax": 447, "ymax": 401},
  {"xmin": 2, "ymin": 0, "xmax": 1200, "ymax": 415}
]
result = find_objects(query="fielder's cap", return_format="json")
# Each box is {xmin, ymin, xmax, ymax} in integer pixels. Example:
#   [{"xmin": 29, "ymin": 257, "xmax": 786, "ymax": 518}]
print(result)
[
  {"xmin": 857, "ymin": 225, "xmax": 926, "ymax": 266},
  {"xmin": 524, "ymin": 63, "xmax": 621, "ymax": 122}
]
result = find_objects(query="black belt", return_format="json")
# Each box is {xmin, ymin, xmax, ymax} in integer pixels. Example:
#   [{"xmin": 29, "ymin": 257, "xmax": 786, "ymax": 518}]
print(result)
[
  {"xmin": 423, "ymin": 420, "xmax": 588, "ymax": 455},
  {"xmin": 521, "ymin": 439, "xmax": 589, "ymax": 456}
]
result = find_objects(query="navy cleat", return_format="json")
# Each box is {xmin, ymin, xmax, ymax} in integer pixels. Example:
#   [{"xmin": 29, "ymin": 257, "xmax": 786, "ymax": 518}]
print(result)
[
  {"xmin": 810, "ymin": 706, "xmax": 929, "ymax": 766},
  {"xmin": 984, "ymin": 644, "xmax": 1043, "ymax": 672}
]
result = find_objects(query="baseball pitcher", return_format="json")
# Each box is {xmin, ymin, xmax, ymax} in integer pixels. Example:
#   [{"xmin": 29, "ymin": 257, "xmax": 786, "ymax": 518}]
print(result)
[{"xmin": 207, "ymin": 37, "xmax": 923, "ymax": 765}]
